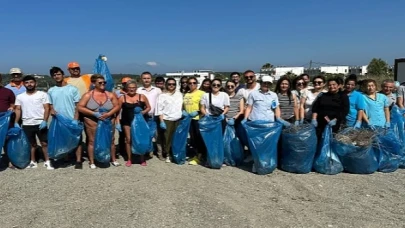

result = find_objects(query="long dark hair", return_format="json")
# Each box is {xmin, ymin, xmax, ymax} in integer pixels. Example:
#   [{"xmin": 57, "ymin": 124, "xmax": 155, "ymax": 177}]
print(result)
[
  {"xmin": 199, "ymin": 78, "xmax": 212, "ymax": 92},
  {"xmin": 292, "ymin": 75, "xmax": 307, "ymax": 90},
  {"xmin": 180, "ymin": 76, "xmax": 189, "ymax": 93},
  {"xmin": 275, "ymin": 76, "xmax": 292, "ymax": 104}
]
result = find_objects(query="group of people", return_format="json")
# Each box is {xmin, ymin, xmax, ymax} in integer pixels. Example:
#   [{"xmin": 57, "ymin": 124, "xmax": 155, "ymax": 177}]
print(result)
[{"xmin": 0, "ymin": 63, "xmax": 403, "ymax": 172}]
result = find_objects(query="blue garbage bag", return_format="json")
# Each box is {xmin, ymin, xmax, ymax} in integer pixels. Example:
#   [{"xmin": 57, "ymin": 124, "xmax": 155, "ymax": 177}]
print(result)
[
  {"xmin": 131, "ymin": 113, "xmax": 152, "ymax": 155},
  {"xmin": 313, "ymin": 125, "xmax": 343, "ymax": 175},
  {"xmin": 171, "ymin": 116, "xmax": 191, "ymax": 165},
  {"xmin": 223, "ymin": 124, "xmax": 244, "ymax": 166},
  {"xmin": 235, "ymin": 123, "xmax": 249, "ymax": 148},
  {"xmin": 199, "ymin": 115, "xmax": 224, "ymax": 169},
  {"xmin": 374, "ymin": 129, "xmax": 403, "ymax": 172},
  {"xmin": 147, "ymin": 118, "xmax": 157, "ymax": 152},
  {"xmin": 243, "ymin": 120, "xmax": 282, "ymax": 175},
  {"xmin": 391, "ymin": 105, "xmax": 405, "ymax": 144},
  {"xmin": 0, "ymin": 111, "xmax": 12, "ymax": 150},
  {"xmin": 280, "ymin": 124, "xmax": 317, "ymax": 174},
  {"xmin": 92, "ymin": 54, "xmax": 114, "ymax": 92},
  {"xmin": 7, "ymin": 128, "xmax": 30, "ymax": 169},
  {"xmin": 94, "ymin": 119, "xmax": 112, "ymax": 163},
  {"xmin": 48, "ymin": 114, "xmax": 83, "ymax": 159}
]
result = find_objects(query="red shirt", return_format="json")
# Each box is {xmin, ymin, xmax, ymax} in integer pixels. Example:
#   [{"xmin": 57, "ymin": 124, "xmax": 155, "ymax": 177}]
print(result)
[{"xmin": 0, "ymin": 86, "xmax": 15, "ymax": 112}]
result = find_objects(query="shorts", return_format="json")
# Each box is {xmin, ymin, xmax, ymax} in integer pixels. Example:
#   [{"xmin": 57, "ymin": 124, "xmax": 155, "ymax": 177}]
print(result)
[{"xmin": 22, "ymin": 125, "xmax": 48, "ymax": 145}]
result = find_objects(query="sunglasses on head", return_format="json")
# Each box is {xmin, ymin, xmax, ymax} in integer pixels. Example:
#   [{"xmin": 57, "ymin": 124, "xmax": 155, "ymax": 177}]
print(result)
[
  {"xmin": 188, "ymin": 82, "xmax": 197, "ymax": 85},
  {"xmin": 167, "ymin": 83, "xmax": 176, "ymax": 86},
  {"xmin": 314, "ymin": 81, "xmax": 323, "ymax": 85},
  {"xmin": 98, "ymin": 81, "xmax": 107, "ymax": 85},
  {"xmin": 212, "ymin": 83, "xmax": 221, "ymax": 88}
]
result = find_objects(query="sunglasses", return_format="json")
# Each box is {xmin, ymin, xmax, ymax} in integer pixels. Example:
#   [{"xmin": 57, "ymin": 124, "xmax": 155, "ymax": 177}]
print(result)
[
  {"xmin": 188, "ymin": 82, "xmax": 197, "ymax": 85},
  {"xmin": 181, "ymin": 81, "xmax": 188, "ymax": 84},
  {"xmin": 227, "ymin": 85, "xmax": 235, "ymax": 89},
  {"xmin": 314, "ymin": 81, "xmax": 323, "ymax": 85},
  {"xmin": 212, "ymin": 83, "xmax": 221, "ymax": 88},
  {"xmin": 167, "ymin": 83, "xmax": 176, "ymax": 86},
  {"xmin": 245, "ymin": 76, "xmax": 254, "ymax": 79},
  {"xmin": 296, "ymin": 82, "xmax": 304, "ymax": 86},
  {"xmin": 98, "ymin": 81, "xmax": 107, "ymax": 85},
  {"xmin": 71, "ymin": 67, "xmax": 80, "ymax": 71}
]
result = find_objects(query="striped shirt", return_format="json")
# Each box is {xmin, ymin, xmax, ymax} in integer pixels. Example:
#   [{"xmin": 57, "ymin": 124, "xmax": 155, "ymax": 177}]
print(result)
[{"xmin": 278, "ymin": 93, "xmax": 295, "ymax": 120}]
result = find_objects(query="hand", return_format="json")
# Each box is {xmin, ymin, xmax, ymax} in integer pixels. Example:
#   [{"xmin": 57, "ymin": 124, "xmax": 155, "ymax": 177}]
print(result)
[
  {"xmin": 354, "ymin": 121, "xmax": 362, "ymax": 129},
  {"xmin": 134, "ymin": 107, "xmax": 142, "ymax": 114},
  {"xmin": 7, "ymin": 107, "xmax": 14, "ymax": 112},
  {"xmin": 50, "ymin": 109, "xmax": 57, "ymax": 116},
  {"xmin": 189, "ymin": 111, "xmax": 199, "ymax": 117},
  {"xmin": 39, "ymin": 121, "xmax": 47, "ymax": 130},
  {"xmin": 93, "ymin": 112, "xmax": 102, "ymax": 118},
  {"xmin": 294, "ymin": 120, "xmax": 300, "ymax": 126},
  {"xmin": 160, "ymin": 122, "xmax": 167, "ymax": 130},
  {"xmin": 276, "ymin": 118, "xmax": 291, "ymax": 127},
  {"xmin": 182, "ymin": 110, "xmax": 189, "ymax": 117},
  {"xmin": 328, "ymin": 119, "xmax": 337, "ymax": 127},
  {"xmin": 311, "ymin": 119, "xmax": 318, "ymax": 127},
  {"xmin": 271, "ymin": 100, "xmax": 277, "ymax": 109},
  {"xmin": 227, "ymin": 118, "xmax": 235, "ymax": 126},
  {"xmin": 385, "ymin": 122, "xmax": 391, "ymax": 129},
  {"xmin": 115, "ymin": 124, "xmax": 122, "ymax": 132},
  {"xmin": 14, "ymin": 123, "xmax": 20, "ymax": 128},
  {"xmin": 99, "ymin": 112, "xmax": 110, "ymax": 120},
  {"xmin": 241, "ymin": 119, "xmax": 247, "ymax": 125}
]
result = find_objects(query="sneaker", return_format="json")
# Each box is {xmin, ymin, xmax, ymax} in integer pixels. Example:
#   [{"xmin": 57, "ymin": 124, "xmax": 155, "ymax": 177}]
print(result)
[
  {"xmin": 111, "ymin": 161, "xmax": 121, "ymax": 167},
  {"xmin": 188, "ymin": 157, "xmax": 200, "ymax": 166},
  {"xmin": 140, "ymin": 161, "xmax": 147, "ymax": 166},
  {"xmin": 44, "ymin": 160, "xmax": 54, "ymax": 170},
  {"xmin": 125, "ymin": 160, "xmax": 132, "ymax": 167},
  {"xmin": 252, "ymin": 163, "xmax": 257, "ymax": 173},
  {"xmin": 89, "ymin": 164, "xmax": 96, "ymax": 169},
  {"xmin": 157, "ymin": 154, "xmax": 165, "ymax": 161},
  {"xmin": 165, "ymin": 157, "xmax": 171, "ymax": 163},
  {"xmin": 74, "ymin": 162, "xmax": 83, "ymax": 170},
  {"xmin": 243, "ymin": 155, "xmax": 253, "ymax": 163},
  {"xmin": 26, "ymin": 161, "xmax": 38, "ymax": 169}
]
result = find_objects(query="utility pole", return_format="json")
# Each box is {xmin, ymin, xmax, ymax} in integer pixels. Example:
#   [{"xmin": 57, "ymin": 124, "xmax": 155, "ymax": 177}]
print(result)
[{"xmin": 309, "ymin": 60, "xmax": 312, "ymax": 69}]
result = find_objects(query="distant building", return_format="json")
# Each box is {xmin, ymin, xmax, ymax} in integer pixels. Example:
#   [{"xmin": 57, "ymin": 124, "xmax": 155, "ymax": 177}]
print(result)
[
  {"xmin": 271, "ymin": 67, "xmax": 304, "ymax": 80},
  {"xmin": 349, "ymin": 65, "xmax": 368, "ymax": 76},
  {"xmin": 320, "ymin": 66, "xmax": 349, "ymax": 74}
]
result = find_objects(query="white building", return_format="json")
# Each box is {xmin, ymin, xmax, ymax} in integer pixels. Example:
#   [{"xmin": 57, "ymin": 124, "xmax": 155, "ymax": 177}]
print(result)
[
  {"xmin": 320, "ymin": 66, "xmax": 349, "ymax": 74},
  {"xmin": 272, "ymin": 67, "xmax": 304, "ymax": 80},
  {"xmin": 349, "ymin": 65, "xmax": 368, "ymax": 75},
  {"xmin": 165, "ymin": 70, "xmax": 215, "ymax": 88}
]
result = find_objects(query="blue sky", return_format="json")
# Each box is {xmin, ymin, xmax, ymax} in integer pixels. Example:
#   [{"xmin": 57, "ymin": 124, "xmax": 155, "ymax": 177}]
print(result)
[{"xmin": 0, "ymin": 0, "xmax": 404, "ymax": 74}]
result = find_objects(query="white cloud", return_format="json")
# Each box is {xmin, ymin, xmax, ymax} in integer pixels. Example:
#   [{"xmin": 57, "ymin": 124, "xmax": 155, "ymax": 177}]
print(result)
[{"xmin": 146, "ymin": 61, "xmax": 158, "ymax": 66}]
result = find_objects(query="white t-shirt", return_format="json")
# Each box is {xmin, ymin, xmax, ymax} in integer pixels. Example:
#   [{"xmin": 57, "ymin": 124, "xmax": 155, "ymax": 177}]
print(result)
[
  {"xmin": 200, "ymin": 92, "xmax": 230, "ymax": 115},
  {"xmin": 302, "ymin": 89, "xmax": 327, "ymax": 119},
  {"xmin": 239, "ymin": 83, "xmax": 260, "ymax": 101},
  {"xmin": 137, "ymin": 86, "xmax": 162, "ymax": 116},
  {"xmin": 15, "ymin": 91, "xmax": 50, "ymax": 126},
  {"xmin": 155, "ymin": 91, "xmax": 183, "ymax": 121}
]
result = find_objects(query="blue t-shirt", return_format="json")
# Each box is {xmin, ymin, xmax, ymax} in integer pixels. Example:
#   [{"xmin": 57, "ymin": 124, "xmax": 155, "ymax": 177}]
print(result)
[
  {"xmin": 346, "ymin": 90, "xmax": 365, "ymax": 126},
  {"xmin": 5, "ymin": 83, "xmax": 26, "ymax": 96},
  {"xmin": 363, "ymin": 93, "xmax": 389, "ymax": 127},
  {"xmin": 48, "ymin": 85, "xmax": 81, "ymax": 119}
]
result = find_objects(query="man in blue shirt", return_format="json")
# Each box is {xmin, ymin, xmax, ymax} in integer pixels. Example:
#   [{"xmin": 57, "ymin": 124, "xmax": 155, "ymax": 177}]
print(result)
[
  {"xmin": 47, "ymin": 66, "xmax": 83, "ymax": 169},
  {"xmin": 5, "ymin": 68, "xmax": 26, "ymax": 96}
]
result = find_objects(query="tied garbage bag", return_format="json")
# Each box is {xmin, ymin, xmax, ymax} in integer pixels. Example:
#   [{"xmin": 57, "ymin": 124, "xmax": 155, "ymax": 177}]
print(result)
[
  {"xmin": 374, "ymin": 129, "xmax": 403, "ymax": 172},
  {"xmin": 131, "ymin": 113, "xmax": 152, "ymax": 155},
  {"xmin": 48, "ymin": 114, "xmax": 83, "ymax": 159},
  {"xmin": 94, "ymin": 119, "xmax": 112, "ymax": 163},
  {"xmin": 171, "ymin": 116, "xmax": 191, "ymax": 165},
  {"xmin": 92, "ymin": 54, "xmax": 114, "ymax": 92},
  {"xmin": 313, "ymin": 125, "xmax": 343, "ymax": 175},
  {"xmin": 7, "ymin": 128, "xmax": 30, "ymax": 169},
  {"xmin": 0, "ymin": 111, "xmax": 12, "ymax": 149},
  {"xmin": 280, "ymin": 124, "xmax": 317, "ymax": 174},
  {"xmin": 223, "ymin": 125, "xmax": 244, "ymax": 166},
  {"xmin": 199, "ymin": 115, "xmax": 224, "ymax": 169},
  {"xmin": 391, "ymin": 105, "xmax": 405, "ymax": 144},
  {"xmin": 243, "ymin": 120, "xmax": 282, "ymax": 175}
]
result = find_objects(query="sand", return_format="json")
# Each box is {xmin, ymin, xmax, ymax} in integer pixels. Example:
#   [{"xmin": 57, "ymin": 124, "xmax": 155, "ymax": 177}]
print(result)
[{"xmin": 0, "ymin": 157, "xmax": 404, "ymax": 228}]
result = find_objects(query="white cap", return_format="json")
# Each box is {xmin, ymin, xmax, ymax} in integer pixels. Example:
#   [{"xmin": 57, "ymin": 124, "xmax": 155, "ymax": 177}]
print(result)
[
  {"xmin": 9, "ymin": 68, "xmax": 22, "ymax": 74},
  {"xmin": 261, "ymin": 75, "xmax": 274, "ymax": 83}
]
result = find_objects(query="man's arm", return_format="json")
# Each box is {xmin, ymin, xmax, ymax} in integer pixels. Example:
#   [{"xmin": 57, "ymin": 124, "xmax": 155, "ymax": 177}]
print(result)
[
  {"xmin": 15, "ymin": 105, "xmax": 21, "ymax": 124},
  {"xmin": 43, "ymin": 103, "xmax": 50, "ymax": 121}
]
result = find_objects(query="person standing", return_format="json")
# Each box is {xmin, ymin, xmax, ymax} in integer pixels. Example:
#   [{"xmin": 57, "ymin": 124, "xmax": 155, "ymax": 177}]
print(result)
[
  {"xmin": 274, "ymin": 77, "xmax": 299, "ymax": 125},
  {"xmin": 343, "ymin": 75, "xmax": 365, "ymax": 128},
  {"xmin": 155, "ymin": 78, "xmax": 183, "ymax": 163},
  {"xmin": 230, "ymin": 72, "xmax": 245, "ymax": 94},
  {"xmin": 136, "ymin": 72, "xmax": 162, "ymax": 159},
  {"xmin": 14, "ymin": 76, "xmax": 54, "ymax": 169},
  {"xmin": 179, "ymin": 76, "xmax": 189, "ymax": 95},
  {"xmin": 199, "ymin": 78, "xmax": 212, "ymax": 93},
  {"xmin": 0, "ymin": 74, "xmax": 16, "ymax": 168},
  {"xmin": 379, "ymin": 79, "xmax": 396, "ymax": 108},
  {"xmin": 47, "ymin": 67, "xmax": 83, "ymax": 169},
  {"xmin": 115, "ymin": 76, "xmax": 131, "ymax": 157},
  {"xmin": 238, "ymin": 70, "xmax": 260, "ymax": 102},
  {"xmin": 300, "ymin": 75, "xmax": 327, "ymax": 122},
  {"xmin": 224, "ymin": 80, "xmax": 245, "ymax": 124},
  {"xmin": 154, "ymin": 77, "xmax": 166, "ymax": 92},
  {"xmin": 5, "ymin": 68, "xmax": 26, "ymax": 96},
  {"xmin": 362, "ymin": 79, "xmax": 390, "ymax": 129},
  {"xmin": 65, "ymin": 62, "xmax": 92, "ymax": 96}
]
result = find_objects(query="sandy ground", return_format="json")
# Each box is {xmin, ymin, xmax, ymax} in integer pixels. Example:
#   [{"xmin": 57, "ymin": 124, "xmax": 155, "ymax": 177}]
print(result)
[{"xmin": 0, "ymin": 156, "xmax": 405, "ymax": 228}]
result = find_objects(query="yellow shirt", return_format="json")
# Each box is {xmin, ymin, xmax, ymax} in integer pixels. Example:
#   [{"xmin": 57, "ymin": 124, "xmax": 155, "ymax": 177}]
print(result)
[
  {"xmin": 64, "ymin": 74, "xmax": 92, "ymax": 97},
  {"xmin": 183, "ymin": 89, "xmax": 205, "ymax": 120}
]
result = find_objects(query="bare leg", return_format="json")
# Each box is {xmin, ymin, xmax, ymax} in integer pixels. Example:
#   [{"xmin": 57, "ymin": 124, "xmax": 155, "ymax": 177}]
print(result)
[
  {"xmin": 30, "ymin": 145, "xmax": 36, "ymax": 162},
  {"xmin": 124, "ymin": 126, "xmax": 131, "ymax": 162},
  {"xmin": 110, "ymin": 120, "xmax": 117, "ymax": 162},
  {"xmin": 75, "ymin": 145, "xmax": 82, "ymax": 163},
  {"xmin": 40, "ymin": 141, "xmax": 49, "ymax": 161},
  {"xmin": 84, "ymin": 118, "xmax": 97, "ymax": 165}
]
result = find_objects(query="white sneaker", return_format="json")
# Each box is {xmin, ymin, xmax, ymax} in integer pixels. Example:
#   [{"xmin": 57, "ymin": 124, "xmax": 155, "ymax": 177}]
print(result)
[
  {"xmin": 90, "ymin": 164, "xmax": 96, "ymax": 169},
  {"xmin": 243, "ymin": 155, "xmax": 253, "ymax": 163},
  {"xmin": 26, "ymin": 161, "xmax": 38, "ymax": 169},
  {"xmin": 252, "ymin": 163, "xmax": 257, "ymax": 173},
  {"xmin": 44, "ymin": 160, "xmax": 54, "ymax": 170},
  {"xmin": 111, "ymin": 161, "xmax": 121, "ymax": 167},
  {"xmin": 165, "ymin": 157, "xmax": 171, "ymax": 163}
]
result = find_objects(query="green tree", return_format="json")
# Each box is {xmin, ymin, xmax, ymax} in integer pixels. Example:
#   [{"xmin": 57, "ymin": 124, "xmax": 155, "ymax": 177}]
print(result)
[
  {"xmin": 283, "ymin": 71, "xmax": 296, "ymax": 80},
  {"xmin": 261, "ymin": 63, "xmax": 273, "ymax": 71},
  {"xmin": 367, "ymin": 58, "xmax": 389, "ymax": 76}
]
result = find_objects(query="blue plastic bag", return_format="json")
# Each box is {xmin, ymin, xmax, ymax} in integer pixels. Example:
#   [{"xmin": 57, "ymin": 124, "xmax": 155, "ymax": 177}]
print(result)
[
  {"xmin": 0, "ymin": 111, "xmax": 12, "ymax": 149},
  {"xmin": 391, "ymin": 105, "xmax": 405, "ymax": 144},
  {"xmin": 235, "ymin": 123, "xmax": 248, "ymax": 148},
  {"xmin": 374, "ymin": 129, "xmax": 403, "ymax": 172},
  {"xmin": 199, "ymin": 115, "xmax": 224, "ymax": 169},
  {"xmin": 147, "ymin": 118, "xmax": 157, "ymax": 152},
  {"xmin": 280, "ymin": 124, "xmax": 317, "ymax": 174},
  {"xmin": 7, "ymin": 127, "xmax": 30, "ymax": 169},
  {"xmin": 92, "ymin": 54, "xmax": 114, "ymax": 92},
  {"xmin": 131, "ymin": 113, "xmax": 152, "ymax": 155},
  {"xmin": 94, "ymin": 119, "xmax": 112, "ymax": 163},
  {"xmin": 313, "ymin": 125, "xmax": 343, "ymax": 175},
  {"xmin": 171, "ymin": 116, "xmax": 191, "ymax": 165},
  {"xmin": 48, "ymin": 114, "xmax": 83, "ymax": 159},
  {"xmin": 223, "ymin": 125, "xmax": 244, "ymax": 166},
  {"xmin": 243, "ymin": 120, "xmax": 282, "ymax": 175}
]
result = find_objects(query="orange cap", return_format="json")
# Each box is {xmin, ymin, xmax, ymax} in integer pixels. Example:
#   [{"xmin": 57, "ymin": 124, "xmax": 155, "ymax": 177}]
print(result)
[
  {"xmin": 121, "ymin": 77, "xmax": 132, "ymax": 83},
  {"xmin": 67, "ymin": 62, "xmax": 80, "ymax": 68}
]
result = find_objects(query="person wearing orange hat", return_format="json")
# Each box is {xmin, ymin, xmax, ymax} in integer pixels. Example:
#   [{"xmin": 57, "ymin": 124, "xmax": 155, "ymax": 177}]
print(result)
[
  {"xmin": 64, "ymin": 62, "xmax": 92, "ymax": 97},
  {"xmin": 115, "ymin": 76, "xmax": 132, "ymax": 157},
  {"xmin": 115, "ymin": 77, "xmax": 132, "ymax": 98}
]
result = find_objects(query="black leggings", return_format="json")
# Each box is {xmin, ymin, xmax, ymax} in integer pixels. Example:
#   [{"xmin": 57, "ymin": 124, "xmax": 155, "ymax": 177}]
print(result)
[{"xmin": 189, "ymin": 119, "xmax": 207, "ymax": 159}]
